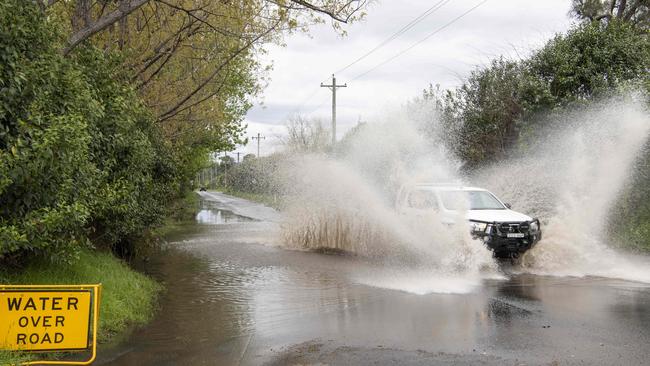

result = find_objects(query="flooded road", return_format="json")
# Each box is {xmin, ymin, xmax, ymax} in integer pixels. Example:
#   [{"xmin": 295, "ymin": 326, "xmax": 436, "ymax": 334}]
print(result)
[{"xmin": 97, "ymin": 192, "xmax": 650, "ymax": 366}]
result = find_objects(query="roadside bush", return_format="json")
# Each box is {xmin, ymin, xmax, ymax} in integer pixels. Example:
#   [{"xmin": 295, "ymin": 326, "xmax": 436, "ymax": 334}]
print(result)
[
  {"xmin": 225, "ymin": 155, "xmax": 282, "ymax": 195},
  {"xmin": 0, "ymin": 1, "xmax": 98, "ymax": 262},
  {"xmin": 418, "ymin": 21, "xmax": 649, "ymax": 170},
  {"xmin": 74, "ymin": 49, "xmax": 178, "ymax": 251},
  {"xmin": 0, "ymin": 0, "xmax": 180, "ymax": 263},
  {"xmin": 529, "ymin": 21, "xmax": 649, "ymax": 103}
]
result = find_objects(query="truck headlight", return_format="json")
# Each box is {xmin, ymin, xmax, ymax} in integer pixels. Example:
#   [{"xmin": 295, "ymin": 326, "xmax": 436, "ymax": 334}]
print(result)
[
  {"xmin": 530, "ymin": 221, "xmax": 539, "ymax": 232},
  {"xmin": 470, "ymin": 222, "xmax": 487, "ymax": 232}
]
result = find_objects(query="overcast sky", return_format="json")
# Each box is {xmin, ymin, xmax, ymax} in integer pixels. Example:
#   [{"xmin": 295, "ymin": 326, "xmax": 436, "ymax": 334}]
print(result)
[{"xmin": 236, "ymin": 0, "xmax": 575, "ymax": 157}]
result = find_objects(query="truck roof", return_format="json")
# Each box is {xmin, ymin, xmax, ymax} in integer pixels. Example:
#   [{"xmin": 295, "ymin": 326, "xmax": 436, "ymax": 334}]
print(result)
[{"xmin": 411, "ymin": 183, "xmax": 488, "ymax": 192}]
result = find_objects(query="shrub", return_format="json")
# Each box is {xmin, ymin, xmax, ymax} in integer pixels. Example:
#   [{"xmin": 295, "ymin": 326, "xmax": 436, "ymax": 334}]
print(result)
[{"xmin": 0, "ymin": 0, "xmax": 180, "ymax": 263}]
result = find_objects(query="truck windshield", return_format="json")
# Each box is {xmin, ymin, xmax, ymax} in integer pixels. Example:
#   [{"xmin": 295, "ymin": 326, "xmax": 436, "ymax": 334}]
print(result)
[{"xmin": 439, "ymin": 190, "xmax": 505, "ymax": 210}]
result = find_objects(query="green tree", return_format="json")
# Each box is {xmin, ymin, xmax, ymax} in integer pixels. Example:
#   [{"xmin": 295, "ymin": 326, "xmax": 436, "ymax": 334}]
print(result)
[
  {"xmin": 571, "ymin": 0, "xmax": 649, "ymax": 29},
  {"xmin": 420, "ymin": 21, "xmax": 649, "ymax": 169},
  {"xmin": 0, "ymin": 0, "xmax": 97, "ymax": 262},
  {"xmin": 528, "ymin": 21, "xmax": 650, "ymax": 103},
  {"xmin": 438, "ymin": 59, "xmax": 551, "ymax": 167},
  {"xmin": 37, "ymin": 0, "xmax": 369, "ymax": 199},
  {"xmin": 0, "ymin": 0, "xmax": 179, "ymax": 263}
]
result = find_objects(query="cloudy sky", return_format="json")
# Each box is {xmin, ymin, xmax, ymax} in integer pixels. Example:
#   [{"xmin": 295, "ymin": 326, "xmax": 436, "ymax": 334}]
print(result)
[{"xmin": 236, "ymin": 0, "xmax": 576, "ymax": 157}]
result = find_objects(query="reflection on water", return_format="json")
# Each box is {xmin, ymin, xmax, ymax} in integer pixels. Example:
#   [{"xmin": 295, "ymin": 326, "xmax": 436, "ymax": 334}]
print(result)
[
  {"xmin": 97, "ymin": 198, "xmax": 650, "ymax": 366},
  {"xmin": 195, "ymin": 200, "xmax": 257, "ymax": 225},
  {"xmin": 195, "ymin": 209, "xmax": 256, "ymax": 225}
]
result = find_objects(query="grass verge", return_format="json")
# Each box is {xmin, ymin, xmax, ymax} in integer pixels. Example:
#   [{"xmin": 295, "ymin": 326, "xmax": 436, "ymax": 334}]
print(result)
[
  {"xmin": 0, "ymin": 248, "xmax": 162, "ymax": 364},
  {"xmin": 153, "ymin": 192, "xmax": 200, "ymax": 237}
]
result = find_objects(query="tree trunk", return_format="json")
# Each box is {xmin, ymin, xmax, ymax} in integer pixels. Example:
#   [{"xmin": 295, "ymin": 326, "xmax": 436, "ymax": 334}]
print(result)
[
  {"xmin": 65, "ymin": 0, "xmax": 150, "ymax": 55},
  {"xmin": 616, "ymin": 0, "xmax": 628, "ymax": 18}
]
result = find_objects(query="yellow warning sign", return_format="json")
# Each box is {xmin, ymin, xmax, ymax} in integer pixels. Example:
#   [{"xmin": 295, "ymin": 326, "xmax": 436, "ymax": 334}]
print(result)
[
  {"xmin": 0, "ymin": 290, "xmax": 91, "ymax": 351},
  {"xmin": 0, "ymin": 285, "xmax": 100, "ymax": 365}
]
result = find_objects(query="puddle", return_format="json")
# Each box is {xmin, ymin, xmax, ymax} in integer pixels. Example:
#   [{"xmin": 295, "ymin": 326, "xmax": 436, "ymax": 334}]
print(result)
[{"xmin": 195, "ymin": 200, "xmax": 257, "ymax": 225}]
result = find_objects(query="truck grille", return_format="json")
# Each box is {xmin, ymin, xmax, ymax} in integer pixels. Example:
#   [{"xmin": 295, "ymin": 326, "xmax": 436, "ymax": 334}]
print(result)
[{"xmin": 498, "ymin": 222, "xmax": 529, "ymax": 234}]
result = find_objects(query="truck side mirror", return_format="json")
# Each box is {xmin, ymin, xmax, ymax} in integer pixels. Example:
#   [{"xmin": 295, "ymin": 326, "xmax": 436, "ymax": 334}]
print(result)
[{"xmin": 505, "ymin": 203, "xmax": 512, "ymax": 209}]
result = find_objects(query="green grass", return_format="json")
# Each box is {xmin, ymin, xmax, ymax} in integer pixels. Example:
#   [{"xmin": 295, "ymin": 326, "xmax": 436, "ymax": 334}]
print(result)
[
  {"xmin": 0, "ymin": 350, "xmax": 32, "ymax": 365},
  {"xmin": 0, "ymin": 249, "xmax": 162, "ymax": 364},
  {"xmin": 153, "ymin": 192, "xmax": 201, "ymax": 237}
]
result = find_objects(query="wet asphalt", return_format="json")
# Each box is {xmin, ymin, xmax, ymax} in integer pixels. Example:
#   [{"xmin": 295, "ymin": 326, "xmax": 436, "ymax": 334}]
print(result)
[{"xmin": 95, "ymin": 192, "xmax": 650, "ymax": 366}]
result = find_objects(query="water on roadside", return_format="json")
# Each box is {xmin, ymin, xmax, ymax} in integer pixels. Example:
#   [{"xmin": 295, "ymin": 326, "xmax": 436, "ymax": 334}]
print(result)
[{"xmin": 95, "ymin": 195, "xmax": 650, "ymax": 366}]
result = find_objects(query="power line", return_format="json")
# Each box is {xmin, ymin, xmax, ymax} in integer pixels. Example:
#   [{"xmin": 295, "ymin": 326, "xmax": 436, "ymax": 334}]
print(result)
[
  {"xmin": 285, "ymin": 75, "xmax": 330, "ymax": 116},
  {"xmin": 350, "ymin": 0, "xmax": 489, "ymax": 82},
  {"xmin": 334, "ymin": 0, "xmax": 452, "ymax": 75},
  {"xmin": 283, "ymin": 0, "xmax": 487, "ymax": 122},
  {"xmin": 288, "ymin": 87, "xmax": 321, "ymax": 114},
  {"xmin": 290, "ymin": 1, "xmax": 452, "ymax": 116}
]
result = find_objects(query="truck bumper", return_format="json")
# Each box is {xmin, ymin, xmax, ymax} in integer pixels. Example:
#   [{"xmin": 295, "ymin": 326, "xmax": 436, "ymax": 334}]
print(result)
[{"xmin": 484, "ymin": 231, "xmax": 541, "ymax": 258}]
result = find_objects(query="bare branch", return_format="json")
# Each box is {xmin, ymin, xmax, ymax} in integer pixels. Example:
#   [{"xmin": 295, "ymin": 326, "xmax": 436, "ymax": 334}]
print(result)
[
  {"xmin": 136, "ymin": 25, "xmax": 198, "ymax": 89},
  {"xmin": 37, "ymin": 0, "xmax": 59, "ymax": 9},
  {"xmin": 157, "ymin": 21, "xmax": 281, "ymax": 122},
  {"xmin": 617, "ymin": 0, "xmax": 628, "ymax": 18},
  {"xmin": 271, "ymin": 0, "xmax": 364, "ymax": 23},
  {"xmin": 64, "ymin": 0, "xmax": 151, "ymax": 55},
  {"xmin": 155, "ymin": 0, "xmax": 248, "ymax": 39},
  {"xmin": 132, "ymin": 20, "xmax": 198, "ymax": 81}
]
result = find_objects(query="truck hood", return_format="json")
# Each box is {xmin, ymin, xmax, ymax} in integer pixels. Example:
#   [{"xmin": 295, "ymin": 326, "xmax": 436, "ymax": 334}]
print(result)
[{"xmin": 466, "ymin": 209, "xmax": 533, "ymax": 223}]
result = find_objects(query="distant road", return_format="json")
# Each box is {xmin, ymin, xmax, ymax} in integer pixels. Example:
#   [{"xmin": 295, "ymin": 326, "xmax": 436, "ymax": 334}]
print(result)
[{"xmin": 198, "ymin": 191, "xmax": 282, "ymax": 222}]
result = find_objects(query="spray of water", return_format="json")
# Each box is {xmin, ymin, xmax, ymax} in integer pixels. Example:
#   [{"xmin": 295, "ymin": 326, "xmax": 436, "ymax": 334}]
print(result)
[
  {"xmin": 277, "ymin": 109, "xmax": 500, "ymax": 294},
  {"xmin": 275, "ymin": 94, "xmax": 650, "ymax": 292},
  {"xmin": 473, "ymin": 96, "xmax": 650, "ymax": 282}
]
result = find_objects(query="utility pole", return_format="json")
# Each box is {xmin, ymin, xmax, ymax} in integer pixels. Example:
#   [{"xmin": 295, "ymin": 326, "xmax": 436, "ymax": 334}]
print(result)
[
  {"xmin": 235, "ymin": 152, "xmax": 241, "ymax": 163},
  {"xmin": 251, "ymin": 133, "xmax": 265, "ymax": 157},
  {"xmin": 223, "ymin": 153, "xmax": 229, "ymax": 188},
  {"xmin": 321, "ymin": 74, "xmax": 347, "ymax": 146}
]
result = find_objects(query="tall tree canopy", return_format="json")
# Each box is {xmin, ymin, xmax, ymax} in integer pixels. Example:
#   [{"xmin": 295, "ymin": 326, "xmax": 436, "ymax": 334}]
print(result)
[
  {"xmin": 415, "ymin": 21, "xmax": 649, "ymax": 169},
  {"xmin": 38, "ymin": 0, "xmax": 368, "ymax": 178},
  {"xmin": 571, "ymin": 0, "xmax": 650, "ymax": 29}
]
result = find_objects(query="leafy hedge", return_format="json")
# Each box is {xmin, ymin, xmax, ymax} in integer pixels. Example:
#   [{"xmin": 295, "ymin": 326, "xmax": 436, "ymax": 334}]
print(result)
[
  {"xmin": 422, "ymin": 21, "xmax": 649, "ymax": 169},
  {"xmin": 0, "ymin": 0, "xmax": 179, "ymax": 263}
]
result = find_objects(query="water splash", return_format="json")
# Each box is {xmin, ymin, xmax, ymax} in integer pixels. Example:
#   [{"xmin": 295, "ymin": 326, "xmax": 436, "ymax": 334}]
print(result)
[
  {"xmin": 278, "ymin": 111, "xmax": 499, "ymax": 294},
  {"xmin": 275, "ymin": 95, "xmax": 650, "ymax": 292},
  {"xmin": 472, "ymin": 96, "xmax": 650, "ymax": 283}
]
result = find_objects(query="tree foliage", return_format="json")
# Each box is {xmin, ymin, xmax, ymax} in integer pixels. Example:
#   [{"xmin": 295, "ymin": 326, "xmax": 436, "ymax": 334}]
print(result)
[
  {"xmin": 38, "ymin": 0, "xmax": 368, "ymax": 193},
  {"xmin": 529, "ymin": 20, "xmax": 650, "ymax": 102},
  {"xmin": 421, "ymin": 21, "xmax": 649, "ymax": 169},
  {"xmin": 571, "ymin": 0, "xmax": 650, "ymax": 29},
  {"xmin": 1, "ymin": 1, "xmax": 95, "ymax": 262},
  {"xmin": 0, "ymin": 0, "xmax": 178, "ymax": 263}
]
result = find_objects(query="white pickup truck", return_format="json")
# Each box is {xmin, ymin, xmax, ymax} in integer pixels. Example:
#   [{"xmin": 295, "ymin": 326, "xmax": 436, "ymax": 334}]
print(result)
[{"xmin": 396, "ymin": 183, "xmax": 542, "ymax": 259}]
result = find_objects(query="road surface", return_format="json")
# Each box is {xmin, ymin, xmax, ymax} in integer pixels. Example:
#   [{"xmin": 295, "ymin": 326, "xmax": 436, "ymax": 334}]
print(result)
[{"xmin": 96, "ymin": 192, "xmax": 650, "ymax": 366}]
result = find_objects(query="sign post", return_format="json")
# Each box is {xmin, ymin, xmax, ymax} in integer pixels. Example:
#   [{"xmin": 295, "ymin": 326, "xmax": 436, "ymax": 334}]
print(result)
[{"xmin": 0, "ymin": 284, "xmax": 101, "ymax": 365}]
